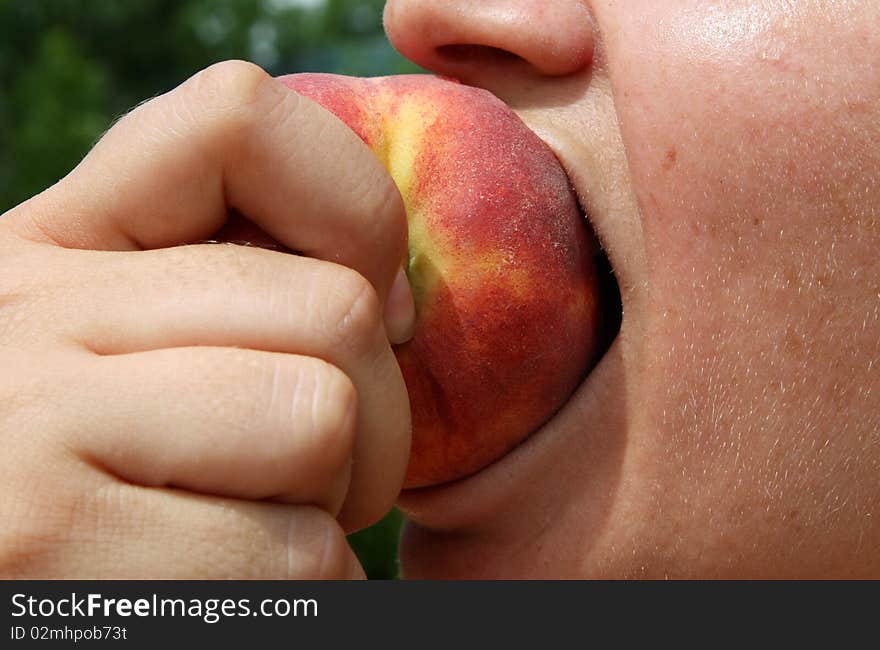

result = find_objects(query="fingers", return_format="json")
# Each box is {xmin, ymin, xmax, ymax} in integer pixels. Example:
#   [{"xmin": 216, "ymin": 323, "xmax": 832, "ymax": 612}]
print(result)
[
  {"xmin": 53, "ymin": 243, "xmax": 411, "ymax": 530},
  {"xmin": 76, "ymin": 347, "xmax": 357, "ymax": 515},
  {"xmin": 60, "ymin": 243, "xmax": 396, "ymax": 359},
  {"xmin": 8, "ymin": 60, "xmax": 407, "ymax": 305},
  {"xmin": 0, "ymin": 59, "xmax": 415, "ymax": 535},
  {"xmin": 1, "ymin": 468, "xmax": 364, "ymax": 579}
]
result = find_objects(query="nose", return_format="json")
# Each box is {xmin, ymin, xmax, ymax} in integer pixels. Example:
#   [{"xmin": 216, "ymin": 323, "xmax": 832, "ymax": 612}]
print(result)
[{"xmin": 383, "ymin": 0, "xmax": 595, "ymax": 80}]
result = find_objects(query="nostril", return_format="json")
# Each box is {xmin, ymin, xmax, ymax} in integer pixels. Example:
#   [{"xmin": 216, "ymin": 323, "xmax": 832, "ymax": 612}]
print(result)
[
  {"xmin": 384, "ymin": 1, "xmax": 596, "ymax": 79},
  {"xmin": 436, "ymin": 44, "xmax": 525, "ymax": 68}
]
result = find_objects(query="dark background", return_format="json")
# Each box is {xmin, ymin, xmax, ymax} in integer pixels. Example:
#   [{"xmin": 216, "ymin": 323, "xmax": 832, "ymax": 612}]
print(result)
[{"xmin": 0, "ymin": 0, "xmax": 420, "ymax": 579}]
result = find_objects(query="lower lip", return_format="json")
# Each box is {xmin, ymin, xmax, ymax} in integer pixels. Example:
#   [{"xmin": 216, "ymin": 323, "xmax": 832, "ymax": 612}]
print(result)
[
  {"xmin": 397, "ymin": 282, "xmax": 621, "ymax": 531},
  {"xmin": 395, "ymin": 385, "xmax": 578, "ymax": 533}
]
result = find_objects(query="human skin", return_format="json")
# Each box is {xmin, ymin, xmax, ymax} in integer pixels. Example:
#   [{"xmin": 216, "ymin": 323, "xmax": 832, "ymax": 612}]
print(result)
[
  {"xmin": 278, "ymin": 72, "xmax": 601, "ymax": 488},
  {"xmin": 1, "ymin": 1, "xmax": 877, "ymax": 580},
  {"xmin": 0, "ymin": 61, "xmax": 416, "ymax": 578},
  {"xmin": 385, "ymin": 0, "xmax": 880, "ymax": 577}
]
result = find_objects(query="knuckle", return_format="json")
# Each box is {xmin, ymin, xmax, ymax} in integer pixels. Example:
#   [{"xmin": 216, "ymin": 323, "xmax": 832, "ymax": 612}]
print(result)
[
  {"xmin": 284, "ymin": 359, "xmax": 357, "ymax": 474},
  {"xmin": 314, "ymin": 362, "xmax": 358, "ymax": 460},
  {"xmin": 191, "ymin": 60, "xmax": 269, "ymax": 111},
  {"xmin": 321, "ymin": 268, "xmax": 383, "ymax": 359},
  {"xmin": 187, "ymin": 60, "xmax": 277, "ymax": 144}
]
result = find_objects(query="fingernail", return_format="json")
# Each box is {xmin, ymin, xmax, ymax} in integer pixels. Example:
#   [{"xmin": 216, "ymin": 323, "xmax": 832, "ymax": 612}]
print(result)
[{"xmin": 384, "ymin": 266, "xmax": 416, "ymax": 345}]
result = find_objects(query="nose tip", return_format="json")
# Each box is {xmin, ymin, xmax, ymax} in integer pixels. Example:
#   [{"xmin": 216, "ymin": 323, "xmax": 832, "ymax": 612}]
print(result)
[{"xmin": 383, "ymin": 1, "xmax": 595, "ymax": 79}]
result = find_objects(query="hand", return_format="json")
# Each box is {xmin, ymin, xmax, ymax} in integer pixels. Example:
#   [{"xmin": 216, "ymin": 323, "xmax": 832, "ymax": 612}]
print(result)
[{"xmin": 0, "ymin": 61, "xmax": 414, "ymax": 578}]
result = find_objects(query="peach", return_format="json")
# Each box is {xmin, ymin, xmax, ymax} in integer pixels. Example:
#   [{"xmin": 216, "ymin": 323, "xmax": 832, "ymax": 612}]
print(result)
[{"xmin": 278, "ymin": 73, "xmax": 601, "ymax": 488}]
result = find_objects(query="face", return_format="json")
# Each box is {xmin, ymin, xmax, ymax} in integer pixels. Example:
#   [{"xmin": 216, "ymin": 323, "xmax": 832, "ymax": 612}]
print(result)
[{"xmin": 383, "ymin": 0, "xmax": 880, "ymax": 578}]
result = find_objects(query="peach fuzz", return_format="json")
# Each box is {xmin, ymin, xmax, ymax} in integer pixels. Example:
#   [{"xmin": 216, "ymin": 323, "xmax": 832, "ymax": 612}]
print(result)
[{"xmin": 279, "ymin": 73, "xmax": 601, "ymax": 487}]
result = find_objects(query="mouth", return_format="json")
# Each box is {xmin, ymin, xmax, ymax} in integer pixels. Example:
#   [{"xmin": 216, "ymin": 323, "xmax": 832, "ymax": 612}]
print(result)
[
  {"xmin": 575, "ymin": 201, "xmax": 623, "ymax": 365},
  {"xmin": 397, "ymin": 137, "xmax": 623, "ymax": 523}
]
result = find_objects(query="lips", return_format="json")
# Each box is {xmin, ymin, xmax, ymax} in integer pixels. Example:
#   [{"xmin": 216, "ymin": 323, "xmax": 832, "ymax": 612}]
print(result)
[
  {"xmin": 566, "ymin": 182, "xmax": 622, "ymax": 360},
  {"xmin": 208, "ymin": 81, "xmax": 624, "ymax": 525}
]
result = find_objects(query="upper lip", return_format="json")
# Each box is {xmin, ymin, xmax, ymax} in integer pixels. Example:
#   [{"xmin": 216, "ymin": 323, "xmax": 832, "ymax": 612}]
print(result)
[{"xmin": 535, "ymin": 127, "xmax": 602, "ymax": 246}]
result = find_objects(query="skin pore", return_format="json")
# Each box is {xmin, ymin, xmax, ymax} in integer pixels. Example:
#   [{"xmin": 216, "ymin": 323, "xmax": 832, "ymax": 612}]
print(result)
[
  {"xmin": 387, "ymin": 0, "xmax": 880, "ymax": 577},
  {"xmin": 0, "ymin": 1, "xmax": 876, "ymax": 579}
]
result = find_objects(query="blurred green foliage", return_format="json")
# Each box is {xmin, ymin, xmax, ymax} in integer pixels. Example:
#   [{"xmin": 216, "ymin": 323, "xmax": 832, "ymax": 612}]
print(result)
[
  {"xmin": 0, "ymin": 0, "xmax": 420, "ymax": 211},
  {"xmin": 348, "ymin": 508, "xmax": 405, "ymax": 579},
  {"xmin": 0, "ymin": 0, "xmax": 418, "ymax": 578}
]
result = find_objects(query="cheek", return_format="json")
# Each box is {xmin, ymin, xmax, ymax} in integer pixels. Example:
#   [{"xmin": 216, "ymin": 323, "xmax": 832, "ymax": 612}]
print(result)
[
  {"xmin": 606, "ymin": 0, "xmax": 877, "ymax": 263},
  {"xmin": 598, "ymin": 0, "xmax": 880, "ymax": 563}
]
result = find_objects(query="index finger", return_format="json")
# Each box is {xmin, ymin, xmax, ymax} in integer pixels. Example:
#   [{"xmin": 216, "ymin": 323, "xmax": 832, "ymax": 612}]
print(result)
[{"xmin": 7, "ymin": 60, "xmax": 408, "ymax": 304}]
